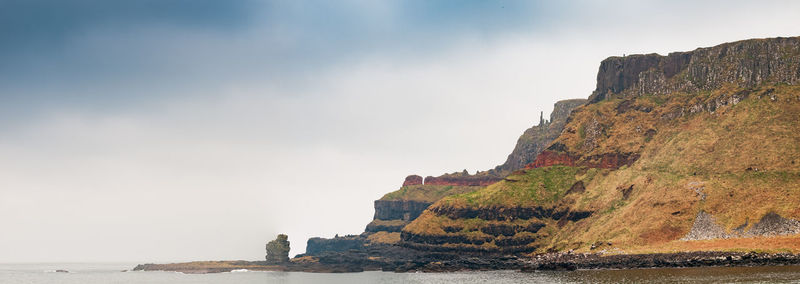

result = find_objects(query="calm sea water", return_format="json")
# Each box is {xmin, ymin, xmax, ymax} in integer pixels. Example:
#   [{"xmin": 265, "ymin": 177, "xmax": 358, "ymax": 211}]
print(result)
[{"xmin": 3, "ymin": 263, "xmax": 800, "ymax": 283}]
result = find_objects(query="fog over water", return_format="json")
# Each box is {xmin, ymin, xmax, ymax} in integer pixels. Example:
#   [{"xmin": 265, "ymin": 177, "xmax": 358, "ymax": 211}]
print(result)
[{"xmin": 1, "ymin": 0, "xmax": 799, "ymax": 262}]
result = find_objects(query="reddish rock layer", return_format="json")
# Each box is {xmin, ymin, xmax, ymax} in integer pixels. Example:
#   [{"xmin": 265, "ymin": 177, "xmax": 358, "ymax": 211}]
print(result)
[
  {"xmin": 526, "ymin": 151, "xmax": 578, "ymax": 169},
  {"xmin": 526, "ymin": 151, "xmax": 639, "ymax": 170},
  {"xmin": 402, "ymin": 175, "xmax": 423, "ymax": 186}
]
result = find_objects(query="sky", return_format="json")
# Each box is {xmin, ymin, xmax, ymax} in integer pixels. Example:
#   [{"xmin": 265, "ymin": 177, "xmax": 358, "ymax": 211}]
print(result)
[{"xmin": 1, "ymin": 0, "xmax": 799, "ymax": 263}]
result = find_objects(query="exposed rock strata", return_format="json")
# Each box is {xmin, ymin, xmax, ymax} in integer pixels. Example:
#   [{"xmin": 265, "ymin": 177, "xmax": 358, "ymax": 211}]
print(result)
[
  {"xmin": 372, "ymin": 200, "xmax": 431, "ymax": 221},
  {"xmin": 305, "ymin": 235, "xmax": 365, "ymax": 256},
  {"xmin": 589, "ymin": 37, "xmax": 800, "ymax": 103},
  {"xmin": 430, "ymin": 205, "xmax": 592, "ymax": 222},
  {"xmin": 402, "ymin": 175, "xmax": 423, "ymax": 186},
  {"xmin": 342, "ymin": 99, "xmax": 589, "ymax": 253},
  {"xmin": 526, "ymin": 151, "xmax": 639, "ymax": 170},
  {"xmin": 494, "ymin": 99, "xmax": 588, "ymax": 174},
  {"xmin": 365, "ymin": 220, "xmax": 409, "ymax": 233}
]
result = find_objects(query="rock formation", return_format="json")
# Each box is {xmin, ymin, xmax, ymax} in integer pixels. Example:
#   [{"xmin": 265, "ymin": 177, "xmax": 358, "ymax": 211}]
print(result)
[
  {"xmin": 305, "ymin": 235, "xmax": 365, "ymax": 256},
  {"xmin": 683, "ymin": 212, "xmax": 800, "ymax": 240},
  {"xmin": 494, "ymin": 99, "xmax": 588, "ymax": 173},
  {"xmin": 401, "ymin": 36, "xmax": 800, "ymax": 254},
  {"xmin": 588, "ymin": 37, "xmax": 800, "ymax": 103},
  {"xmin": 402, "ymin": 175, "xmax": 423, "ymax": 186},
  {"xmin": 307, "ymin": 36, "xmax": 800, "ymax": 259},
  {"xmin": 346, "ymin": 99, "xmax": 588, "ymax": 250},
  {"xmin": 266, "ymin": 234, "xmax": 290, "ymax": 264}
]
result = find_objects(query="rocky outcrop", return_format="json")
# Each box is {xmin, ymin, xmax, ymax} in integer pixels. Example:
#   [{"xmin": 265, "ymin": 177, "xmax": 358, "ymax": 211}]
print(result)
[
  {"xmin": 266, "ymin": 234, "xmax": 290, "ymax": 264},
  {"xmin": 683, "ymin": 211, "xmax": 800, "ymax": 241},
  {"xmin": 525, "ymin": 150, "xmax": 638, "ymax": 170},
  {"xmin": 365, "ymin": 219, "xmax": 408, "ymax": 232},
  {"xmin": 391, "ymin": 99, "xmax": 587, "ymax": 190},
  {"xmin": 372, "ymin": 200, "xmax": 431, "ymax": 221},
  {"xmin": 361, "ymin": 99, "xmax": 586, "ymax": 243},
  {"xmin": 589, "ymin": 36, "xmax": 800, "ymax": 103},
  {"xmin": 133, "ymin": 250, "xmax": 800, "ymax": 273},
  {"xmin": 430, "ymin": 205, "xmax": 592, "ymax": 222},
  {"xmin": 305, "ymin": 235, "xmax": 365, "ymax": 256},
  {"xmin": 521, "ymin": 251, "xmax": 800, "ymax": 272},
  {"xmin": 400, "ymin": 200, "xmax": 593, "ymax": 254},
  {"xmin": 525, "ymin": 150, "xmax": 577, "ymax": 168},
  {"xmin": 402, "ymin": 175, "xmax": 423, "ymax": 186},
  {"xmin": 494, "ymin": 99, "xmax": 588, "ymax": 174}
]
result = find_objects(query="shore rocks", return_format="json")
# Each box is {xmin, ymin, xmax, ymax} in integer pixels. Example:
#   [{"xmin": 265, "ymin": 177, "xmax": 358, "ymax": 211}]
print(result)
[
  {"xmin": 134, "ymin": 250, "xmax": 800, "ymax": 274},
  {"xmin": 523, "ymin": 251, "xmax": 800, "ymax": 271}
]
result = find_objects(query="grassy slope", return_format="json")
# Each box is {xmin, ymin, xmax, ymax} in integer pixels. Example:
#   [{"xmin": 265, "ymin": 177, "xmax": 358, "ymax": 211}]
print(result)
[
  {"xmin": 380, "ymin": 184, "xmax": 483, "ymax": 203},
  {"xmin": 404, "ymin": 84, "xmax": 800, "ymax": 253}
]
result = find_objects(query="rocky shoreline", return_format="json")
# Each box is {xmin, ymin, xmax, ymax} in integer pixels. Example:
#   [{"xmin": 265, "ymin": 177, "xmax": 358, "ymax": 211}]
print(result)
[{"xmin": 133, "ymin": 250, "xmax": 800, "ymax": 274}]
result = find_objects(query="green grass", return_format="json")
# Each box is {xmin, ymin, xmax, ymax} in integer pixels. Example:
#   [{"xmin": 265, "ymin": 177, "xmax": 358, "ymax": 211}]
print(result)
[
  {"xmin": 446, "ymin": 165, "xmax": 582, "ymax": 207},
  {"xmin": 381, "ymin": 184, "xmax": 483, "ymax": 203}
]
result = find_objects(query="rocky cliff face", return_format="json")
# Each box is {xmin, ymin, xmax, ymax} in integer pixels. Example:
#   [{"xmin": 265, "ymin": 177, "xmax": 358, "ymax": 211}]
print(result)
[
  {"xmin": 305, "ymin": 235, "xmax": 365, "ymax": 256},
  {"xmin": 353, "ymin": 99, "xmax": 586, "ymax": 247},
  {"xmin": 494, "ymin": 99, "xmax": 588, "ymax": 174},
  {"xmin": 364, "ymin": 200, "xmax": 432, "ymax": 233},
  {"xmin": 372, "ymin": 200, "xmax": 432, "ymax": 221},
  {"xmin": 402, "ymin": 175, "xmax": 423, "ymax": 186},
  {"xmin": 589, "ymin": 37, "xmax": 800, "ymax": 103},
  {"xmin": 401, "ymin": 36, "xmax": 800, "ymax": 255}
]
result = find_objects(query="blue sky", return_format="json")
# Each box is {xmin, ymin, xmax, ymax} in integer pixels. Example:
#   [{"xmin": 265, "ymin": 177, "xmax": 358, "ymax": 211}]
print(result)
[{"xmin": 1, "ymin": 0, "xmax": 799, "ymax": 262}]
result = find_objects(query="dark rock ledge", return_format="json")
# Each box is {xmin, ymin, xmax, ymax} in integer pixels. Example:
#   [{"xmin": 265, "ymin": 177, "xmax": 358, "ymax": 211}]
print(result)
[{"xmin": 133, "ymin": 250, "xmax": 800, "ymax": 274}]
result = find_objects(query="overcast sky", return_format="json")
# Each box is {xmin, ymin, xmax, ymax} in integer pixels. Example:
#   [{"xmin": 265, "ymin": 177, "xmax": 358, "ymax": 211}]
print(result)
[{"xmin": 1, "ymin": 0, "xmax": 799, "ymax": 263}]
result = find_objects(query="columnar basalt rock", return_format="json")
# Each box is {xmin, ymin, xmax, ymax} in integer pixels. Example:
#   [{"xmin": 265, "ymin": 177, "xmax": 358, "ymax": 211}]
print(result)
[
  {"xmin": 305, "ymin": 235, "xmax": 365, "ymax": 256},
  {"xmin": 589, "ymin": 37, "xmax": 800, "ymax": 103},
  {"xmin": 372, "ymin": 200, "xmax": 432, "ymax": 221},
  {"xmin": 266, "ymin": 234, "xmax": 290, "ymax": 264}
]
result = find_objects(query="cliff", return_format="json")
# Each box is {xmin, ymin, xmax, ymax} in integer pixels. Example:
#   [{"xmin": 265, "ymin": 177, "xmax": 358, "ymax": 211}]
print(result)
[
  {"xmin": 355, "ymin": 99, "xmax": 586, "ymax": 248},
  {"xmin": 305, "ymin": 235, "xmax": 365, "ymax": 256},
  {"xmin": 588, "ymin": 37, "xmax": 800, "ymax": 103},
  {"xmin": 494, "ymin": 99, "xmax": 588, "ymax": 173},
  {"xmin": 402, "ymin": 36, "xmax": 800, "ymax": 254}
]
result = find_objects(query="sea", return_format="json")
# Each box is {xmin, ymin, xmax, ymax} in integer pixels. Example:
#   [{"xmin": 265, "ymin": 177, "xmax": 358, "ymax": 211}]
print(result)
[{"xmin": 3, "ymin": 263, "xmax": 800, "ymax": 283}]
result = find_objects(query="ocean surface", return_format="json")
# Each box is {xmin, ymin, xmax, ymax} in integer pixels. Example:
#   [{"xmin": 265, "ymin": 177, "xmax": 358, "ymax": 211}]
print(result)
[{"xmin": 3, "ymin": 263, "xmax": 800, "ymax": 283}]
